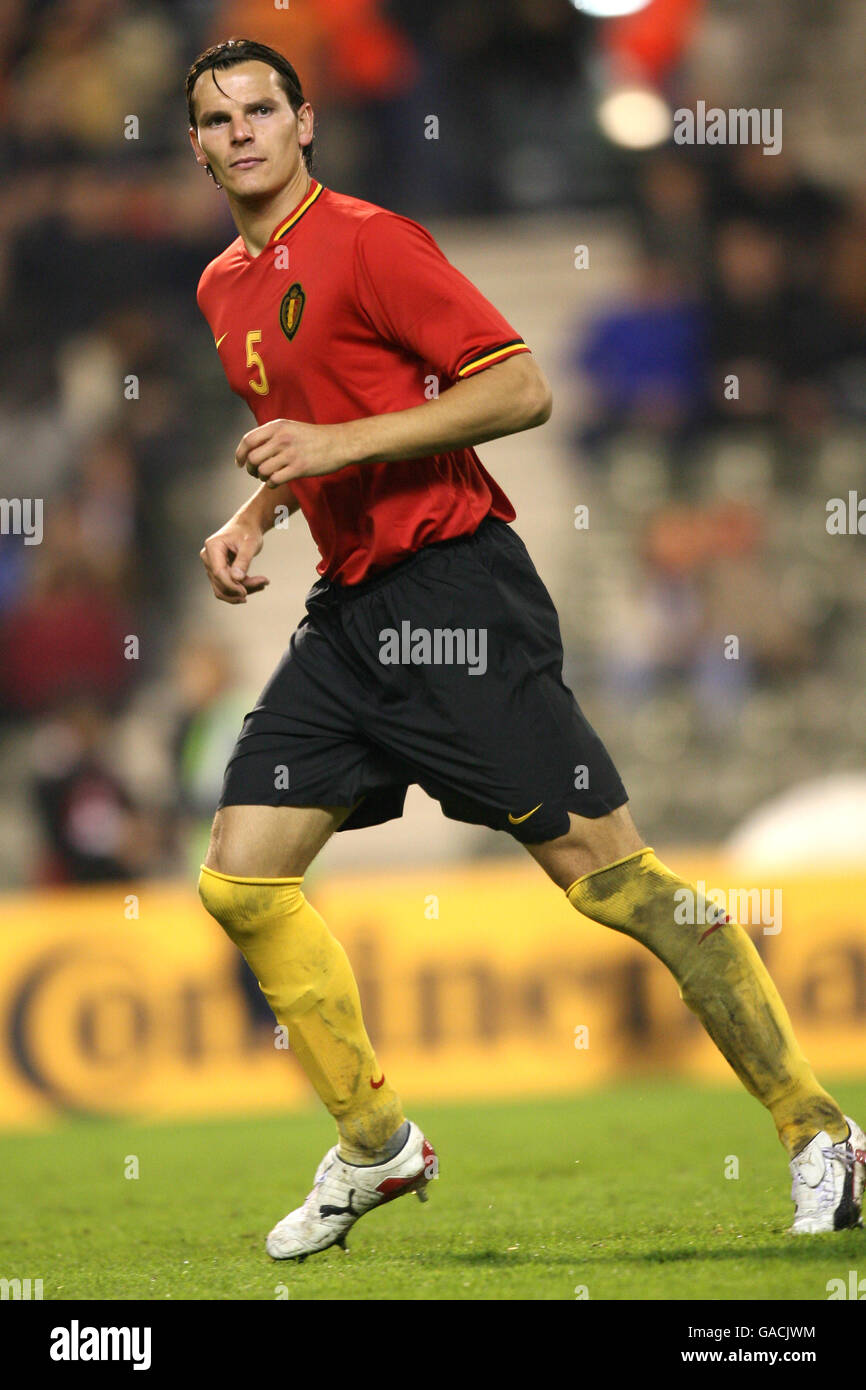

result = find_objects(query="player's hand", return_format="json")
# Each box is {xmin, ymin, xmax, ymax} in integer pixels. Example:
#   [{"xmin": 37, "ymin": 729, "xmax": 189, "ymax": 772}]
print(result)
[
  {"xmin": 200, "ymin": 517, "xmax": 269, "ymax": 605},
  {"xmin": 235, "ymin": 418, "xmax": 350, "ymax": 484}
]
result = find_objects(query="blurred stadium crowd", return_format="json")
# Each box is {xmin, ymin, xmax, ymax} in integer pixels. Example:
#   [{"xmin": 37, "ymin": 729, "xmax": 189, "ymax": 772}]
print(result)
[{"xmin": 0, "ymin": 0, "xmax": 864, "ymax": 886}]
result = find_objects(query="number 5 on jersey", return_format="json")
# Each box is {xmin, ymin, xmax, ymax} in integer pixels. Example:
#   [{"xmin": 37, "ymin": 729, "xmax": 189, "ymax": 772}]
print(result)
[{"xmin": 246, "ymin": 330, "xmax": 269, "ymax": 396}]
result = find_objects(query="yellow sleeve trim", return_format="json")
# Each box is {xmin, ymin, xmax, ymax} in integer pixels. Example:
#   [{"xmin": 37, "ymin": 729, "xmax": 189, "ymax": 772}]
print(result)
[{"xmin": 457, "ymin": 340, "xmax": 530, "ymax": 377}]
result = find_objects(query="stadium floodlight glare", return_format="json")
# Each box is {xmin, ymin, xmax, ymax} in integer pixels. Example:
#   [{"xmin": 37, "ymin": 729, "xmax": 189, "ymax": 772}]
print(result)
[
  {"xmin": 570, "ymin": 0, "xmax": 652, "ymax": 16},
  {"xmin": 597, "ymin": 85, "xmax": 673, "ymax": 149}
]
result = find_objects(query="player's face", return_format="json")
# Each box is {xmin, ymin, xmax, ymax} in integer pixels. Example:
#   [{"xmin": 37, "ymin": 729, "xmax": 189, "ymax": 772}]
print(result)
[{"xmin": 189, "ymin": 62, "xmax": 312, "ymax": 199}]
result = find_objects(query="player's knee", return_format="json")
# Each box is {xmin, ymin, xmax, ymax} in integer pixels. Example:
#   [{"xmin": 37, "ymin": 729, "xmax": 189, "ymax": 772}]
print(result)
[
  {"xmin": 202, "ymin": 811, "xmax": 244, "ymax": 879},
  {"xmin": 201, "ymin": 816, "xmax": 295, "ymax": 881},
  {"xmin": 203, "ymin": 805, "xmax": 337, "ymax": 879}
]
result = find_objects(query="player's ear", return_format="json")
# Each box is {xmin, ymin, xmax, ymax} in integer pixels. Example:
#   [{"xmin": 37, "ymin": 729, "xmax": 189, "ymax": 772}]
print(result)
[
  {"xmin": 189, "ymin": 126, "xmax": 206, "ymax": 163},
  {"xmin": 189, "ymin": 128, "xmax": 221, "ymax": 188},
  {"xmin": 297, "ymin": 101, "xmax": 314, "ymax": 145}
]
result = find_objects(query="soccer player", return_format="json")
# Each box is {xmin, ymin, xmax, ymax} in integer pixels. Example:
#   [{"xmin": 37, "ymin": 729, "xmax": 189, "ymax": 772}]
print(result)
[{"xmin": 188, "ymin": 38, "xmax": 864, "ymax": 1260}]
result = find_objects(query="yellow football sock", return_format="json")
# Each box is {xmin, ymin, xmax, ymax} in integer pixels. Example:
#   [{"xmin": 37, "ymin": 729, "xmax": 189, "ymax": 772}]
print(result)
[
  {"xmin": 198, "ymin": 865, "xmax": 405, "ymax": 1163},
  {"xmin": 566, "ymin": 848, "xmax": 847, "ymax": 1157}
]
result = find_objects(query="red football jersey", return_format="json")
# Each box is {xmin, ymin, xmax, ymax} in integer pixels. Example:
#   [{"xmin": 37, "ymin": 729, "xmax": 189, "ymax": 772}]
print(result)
[{"xmin": 196, "ymin": 178, "xmax": 531, "ymax": 584}]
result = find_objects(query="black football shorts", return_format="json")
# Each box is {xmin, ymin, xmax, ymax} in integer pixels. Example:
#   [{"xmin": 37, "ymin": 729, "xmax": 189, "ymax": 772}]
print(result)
[{"xmin": 217, "ymin": 516, "xmax": 627, "ymax": 843}]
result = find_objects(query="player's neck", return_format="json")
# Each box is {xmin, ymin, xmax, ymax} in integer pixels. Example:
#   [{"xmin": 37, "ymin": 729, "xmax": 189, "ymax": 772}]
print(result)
[{"xmin": 228, "ymin": 166, "xmax": 312, "ymax": 258}]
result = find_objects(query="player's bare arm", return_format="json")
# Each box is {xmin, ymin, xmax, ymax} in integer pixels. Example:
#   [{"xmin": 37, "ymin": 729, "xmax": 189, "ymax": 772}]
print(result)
[
  {"xmin": 200, "ymin": 479, "xmax": 300, "ymax": 604},
  {"xmin": 235, "ymin": 353, "xmax": 553, "ymax": 485}
]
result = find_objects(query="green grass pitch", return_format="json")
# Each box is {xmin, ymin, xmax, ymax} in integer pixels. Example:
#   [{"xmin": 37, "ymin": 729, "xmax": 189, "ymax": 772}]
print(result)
[{"xmin": 3, "ymin": 1079, "xmax": 865, "ymax": 1301}]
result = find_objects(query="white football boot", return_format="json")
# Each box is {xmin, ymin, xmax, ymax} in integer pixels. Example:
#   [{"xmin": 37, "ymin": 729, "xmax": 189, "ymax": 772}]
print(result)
[
  {"xmin": 789, "ymin": 1114, "xmax": 866, "ymax": 1233},
  {"xmin": 266, "ymin": 1120, "xmax": 437, "ymax": 1261}
]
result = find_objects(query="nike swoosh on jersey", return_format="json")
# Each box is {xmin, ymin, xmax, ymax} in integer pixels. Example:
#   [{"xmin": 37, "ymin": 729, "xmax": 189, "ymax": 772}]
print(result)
[
  {"xmin": 215, "ymin": 332, "xmax": 228, "ymax": 349},
  {"xmin": 507, "ymin": 803, "xmax": 543, "ymax": 825}
]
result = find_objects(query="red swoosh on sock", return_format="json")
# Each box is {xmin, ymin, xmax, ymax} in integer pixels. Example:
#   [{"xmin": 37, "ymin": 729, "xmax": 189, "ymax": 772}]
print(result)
[
  {"xmin": 699, "ymin": 916, "xmax": 730, "ymax": 944},
  {"xmin": 370, "ymin": 1074, "xmax": 385, "ymax": 1089}
]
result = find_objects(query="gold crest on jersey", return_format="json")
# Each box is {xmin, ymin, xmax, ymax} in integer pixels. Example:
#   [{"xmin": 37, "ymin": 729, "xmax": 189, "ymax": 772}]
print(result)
[{"xmin": 279, "ymin": 282, "xmax": 306, "ymax": 340}]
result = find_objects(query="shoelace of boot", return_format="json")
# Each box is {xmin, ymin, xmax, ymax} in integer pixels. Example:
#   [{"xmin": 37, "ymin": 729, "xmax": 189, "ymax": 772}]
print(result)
[{"xmin": 821, "ymin": 1140, "xmax": 855, "ymax": 1171}]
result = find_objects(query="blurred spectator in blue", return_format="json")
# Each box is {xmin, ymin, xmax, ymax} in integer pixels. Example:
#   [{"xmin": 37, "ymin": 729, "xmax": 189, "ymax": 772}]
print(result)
[{"xmin": 570, "ymin": 251, "xmax": 708, "ymax": 466}]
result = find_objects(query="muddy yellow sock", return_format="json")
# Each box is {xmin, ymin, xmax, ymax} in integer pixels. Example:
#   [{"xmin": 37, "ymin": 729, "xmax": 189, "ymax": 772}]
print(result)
[
  {"xmin": 198, "ymin": 865, "xmax": 405, "ymax": 1163},
  {"xmin": 566, "ymin": 848, "xmax": 847, "ymax": 1157}
]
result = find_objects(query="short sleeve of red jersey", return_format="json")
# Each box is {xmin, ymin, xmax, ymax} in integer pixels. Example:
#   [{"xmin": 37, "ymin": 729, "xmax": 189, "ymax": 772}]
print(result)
[{"xmin": 354, "ymin": 211, "xmax": 531, "ymax": 381}]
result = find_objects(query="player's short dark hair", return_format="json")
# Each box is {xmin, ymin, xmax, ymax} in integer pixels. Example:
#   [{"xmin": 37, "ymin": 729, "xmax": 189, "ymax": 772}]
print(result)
[{"xmin": 185, "ymin": 38, "xmax": 314, "ymax": 174}]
